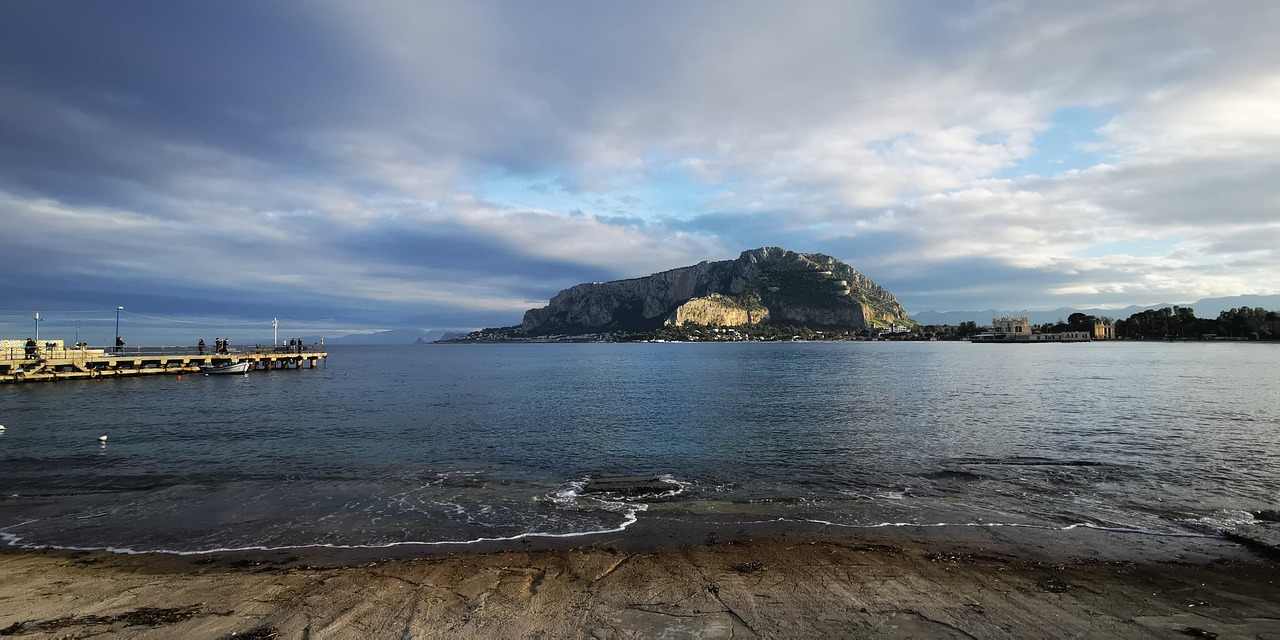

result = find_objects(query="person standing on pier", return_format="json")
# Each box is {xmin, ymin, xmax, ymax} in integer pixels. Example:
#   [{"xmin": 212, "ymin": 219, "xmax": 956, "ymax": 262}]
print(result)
[
  {"xmin": 198, "ymin": 338, "xmax": 206, "ymax": 355},
  {"xmin": 115, "ymin": 336, "xmax": 125, "ymax": 353}
]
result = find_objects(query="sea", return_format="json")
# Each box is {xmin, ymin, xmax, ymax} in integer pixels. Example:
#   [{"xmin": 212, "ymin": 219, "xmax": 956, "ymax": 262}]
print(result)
[{"xmin": 1, "ymin": 342, "xmax": 1277, "ymax": 554}]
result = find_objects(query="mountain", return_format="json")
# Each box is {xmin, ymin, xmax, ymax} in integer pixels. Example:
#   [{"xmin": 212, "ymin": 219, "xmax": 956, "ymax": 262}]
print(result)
[
  {"xmin": 1192, "ymin": 295, "xmax": 1280, "ymax": 316},
  {"xmin": 910, "ymin": 294, "xmax": 1280, "ymax": 326},
  {"xmin": 323, "ymin": 329, "xmax": 466, "ymax": 345},
  {"xmin": 520, "ymin": 247, "xmax": 912, "ymax": 335}
]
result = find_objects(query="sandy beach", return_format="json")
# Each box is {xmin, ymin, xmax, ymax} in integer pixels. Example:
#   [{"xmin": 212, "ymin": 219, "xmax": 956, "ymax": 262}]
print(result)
[{"xmin": 3, "ymin": 522, "xmax": 1278, "ymax": 639}]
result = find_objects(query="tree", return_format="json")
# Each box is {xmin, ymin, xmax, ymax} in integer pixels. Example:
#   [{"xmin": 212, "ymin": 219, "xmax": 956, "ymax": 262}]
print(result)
[{"xmin": 1066, "ymin": 312, "xmax": 1096, "ymax": 332}]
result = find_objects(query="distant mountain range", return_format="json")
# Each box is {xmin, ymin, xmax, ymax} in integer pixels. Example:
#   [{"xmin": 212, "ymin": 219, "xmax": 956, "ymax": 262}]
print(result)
[
  {"xmin": 321, "ymin": 329, "xmax": 468, "ymax": 345},
  {"xmin": 910, "ymin": 295, "xmax": 1280, "ymax": 325}
]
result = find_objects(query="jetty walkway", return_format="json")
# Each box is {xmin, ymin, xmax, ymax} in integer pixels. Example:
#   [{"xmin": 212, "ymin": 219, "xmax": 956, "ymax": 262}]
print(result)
[{"xmin": 0, "ymin": 344, "xmax": 327, "ymax": 384}]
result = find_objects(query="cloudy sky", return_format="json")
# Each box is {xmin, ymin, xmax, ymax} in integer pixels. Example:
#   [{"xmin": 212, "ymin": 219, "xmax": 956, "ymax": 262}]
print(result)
[{"xmin": 2, "ymin": 1, "xmax": 1277, "ymax": 340}]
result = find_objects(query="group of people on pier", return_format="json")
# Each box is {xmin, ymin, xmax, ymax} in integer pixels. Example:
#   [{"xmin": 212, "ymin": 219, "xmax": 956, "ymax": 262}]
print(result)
[
  {"xmin": 196, "ymin": 338, "xmax": 231, "ymax": 355},
  {"xmin": 193, "ymin": 337, "xmax": 306, "ymax": 355}
]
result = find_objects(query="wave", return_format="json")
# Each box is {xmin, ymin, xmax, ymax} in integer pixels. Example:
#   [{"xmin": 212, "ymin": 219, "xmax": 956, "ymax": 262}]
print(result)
[
  {"xmin": 2, "ymin": 475, "xmax": 1237, "ymax": 556},
  {"xmin": 0, "ymin": 474, "xmax": 694, "ymax": 557},
  {"xmin": 1, "ymin": 514, "xmax": 1218, "ymax": 557},
  {"xmin": 0, "ymin": 506, "xmax": 646, "ymax": 556}
]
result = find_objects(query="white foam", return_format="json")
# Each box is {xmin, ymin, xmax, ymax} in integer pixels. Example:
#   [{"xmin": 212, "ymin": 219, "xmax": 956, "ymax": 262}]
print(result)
[
  {"xmin": 0, "ymin": 477, "xmax": 662, "ymax": 556},
  {"xmin": 1187, "ymin": 509, "xmax": 1257, "ymax": 530},
  {"xmin": 0, "ymin": 509, "xmax": 1218, "ymax": 557},
  {"xmin": 641, "ymin": 474, "xmax": 692, "ymax": 499},
  {"xmin": 0, "ymin": 505, "xmax": 648, "ymax": 556},
  {"xmin": 737, "ymin": 517, "xmax": 1216, "ymax": 539}
]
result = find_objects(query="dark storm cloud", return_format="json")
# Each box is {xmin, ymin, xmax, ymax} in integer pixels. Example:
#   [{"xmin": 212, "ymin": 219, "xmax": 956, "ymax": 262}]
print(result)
[
  {"xmin": 0, "ymin": 4, "xmax": 380, "ymax": 203},
  {"xmin": 336, "ymin": 221, "xmax": 618, "ymax": 298}
]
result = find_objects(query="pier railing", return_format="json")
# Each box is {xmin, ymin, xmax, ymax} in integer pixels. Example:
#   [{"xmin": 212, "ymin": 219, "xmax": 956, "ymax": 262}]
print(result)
[{"xmin": 0, "ymin": 344, "xmax": 325, "ymax": 361}]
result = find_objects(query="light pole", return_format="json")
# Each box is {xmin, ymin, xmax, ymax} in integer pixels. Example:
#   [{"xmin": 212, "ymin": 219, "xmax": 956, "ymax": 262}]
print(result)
[
  {"xmin": 115, "ymin": 306, "xmax": 124, "ymax": 352},
  {"xmin": 273, "ymin": 317, "xmax": 278, "ymax": 346},
  {"xmin": 33, "ymin": 312, "xmax": 40, "ymax": 342}
]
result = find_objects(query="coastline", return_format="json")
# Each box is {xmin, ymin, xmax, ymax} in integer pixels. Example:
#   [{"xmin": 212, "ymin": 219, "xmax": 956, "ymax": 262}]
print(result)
[{"xmin": 4, "ymin": 521, "xmax": 1279, "ymax": 639}]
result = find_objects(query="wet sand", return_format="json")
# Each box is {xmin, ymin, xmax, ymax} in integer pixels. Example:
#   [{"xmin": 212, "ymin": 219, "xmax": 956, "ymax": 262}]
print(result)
[{"xmin": 2, "ymin": 523, "xmax": 1279, "ymax": 639}]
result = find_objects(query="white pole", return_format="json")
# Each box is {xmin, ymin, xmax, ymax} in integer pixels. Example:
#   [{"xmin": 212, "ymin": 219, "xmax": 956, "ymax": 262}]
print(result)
[
  {"xmin": 273, "ymin": 318, "xmax": 278, "ymax": 346},
  {"xmin": 34, "ymin": 312, "xmax": 40, "ymax": 342}
]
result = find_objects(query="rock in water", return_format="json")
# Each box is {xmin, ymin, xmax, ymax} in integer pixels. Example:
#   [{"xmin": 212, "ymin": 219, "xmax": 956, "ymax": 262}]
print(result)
[
  {"xmin": 520, "ymin": 247, "xmax": 912, "ymax": 334},
  {"xmin": 583, "ymin": 476, "xmax": 676, "ymax": 498}
]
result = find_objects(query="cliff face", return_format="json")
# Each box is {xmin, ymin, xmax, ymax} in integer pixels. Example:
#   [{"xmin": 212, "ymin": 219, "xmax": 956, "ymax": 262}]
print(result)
[
  {"xmin": 666, "ymin": 293, "xmax": 770, "ymax": 327},
  {"xmin": 520, "ymin": 247, "xmax": 912, "ymax": 334}
]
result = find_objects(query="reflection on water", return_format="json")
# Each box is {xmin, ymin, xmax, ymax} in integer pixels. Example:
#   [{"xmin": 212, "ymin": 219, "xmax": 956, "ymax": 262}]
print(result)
[{"xmin": 1, "ymin": 342, "xmax": 1277, "ymax": 552}]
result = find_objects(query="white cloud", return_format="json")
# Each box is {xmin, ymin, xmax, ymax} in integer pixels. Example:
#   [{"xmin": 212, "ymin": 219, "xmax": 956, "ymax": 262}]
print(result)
[{"xmin": 2, "ymin": 0, "xmax": 1278, "ymax": 320}]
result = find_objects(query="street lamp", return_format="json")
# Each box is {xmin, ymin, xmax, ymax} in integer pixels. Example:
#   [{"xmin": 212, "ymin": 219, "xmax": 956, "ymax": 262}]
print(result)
[
  {"xmin": 33, "ymin": 312, "xmax": 40, "ymax": 342},
  {"xmin": 273, "ymin": 317, "xmax": 278, "ymax": 346},
  {"xmin": 115, "ymin": 306, "xmax": 124, "ymax": 352}
]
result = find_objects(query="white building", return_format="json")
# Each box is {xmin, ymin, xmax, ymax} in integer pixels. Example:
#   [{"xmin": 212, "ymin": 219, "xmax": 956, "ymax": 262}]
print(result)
[
  {"xmin": 972, "ymin": 316, "xmax": 1090, "ymax": 343},
  {"xmin": 991, "ymin": 316, "xmax": 1031, "ymax": 336}
]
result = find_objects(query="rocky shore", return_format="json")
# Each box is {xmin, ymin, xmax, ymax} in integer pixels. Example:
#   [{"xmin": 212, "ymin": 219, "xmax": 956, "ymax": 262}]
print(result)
[{"xmin": 3, "ymin": 524, "xmax": 1278, "ymax": 639}]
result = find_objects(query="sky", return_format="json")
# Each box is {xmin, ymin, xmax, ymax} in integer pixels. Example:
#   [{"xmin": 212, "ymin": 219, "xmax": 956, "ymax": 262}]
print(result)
[{"xmin": 2, "ymin": 1, "xmax": 1278, "ymax": 342}]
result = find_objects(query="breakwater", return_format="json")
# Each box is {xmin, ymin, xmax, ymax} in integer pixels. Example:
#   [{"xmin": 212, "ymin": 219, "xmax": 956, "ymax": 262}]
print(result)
[{"xmin": 0, "ymin": 345, "xmax": 326, "ymax": 384}]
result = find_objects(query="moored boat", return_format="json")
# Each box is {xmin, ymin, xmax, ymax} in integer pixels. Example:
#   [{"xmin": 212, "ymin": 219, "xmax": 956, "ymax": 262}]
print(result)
[{"xmin": 201, "ymin": 361, "xmax": 251, "ymax": 375}]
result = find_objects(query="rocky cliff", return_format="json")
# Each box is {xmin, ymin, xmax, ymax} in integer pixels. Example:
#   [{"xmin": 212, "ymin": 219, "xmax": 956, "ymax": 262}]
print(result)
[
  {"xmin": 520, "ymin": 247, "xmax": 912, "ymax": 334},
  {"xmin": 666, "ymin": 293, "xmax": 770, "ymax": 327}
]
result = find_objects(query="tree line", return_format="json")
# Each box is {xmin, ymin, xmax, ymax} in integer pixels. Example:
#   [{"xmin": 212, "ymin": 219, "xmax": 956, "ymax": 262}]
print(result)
[
  {"xmin": 1114, "ymin": 306, "xmax": 1279, "ymax": 339},
  {"xmin": 918, "ymin": 307, "xmax": 1280, "ymax": 340}
]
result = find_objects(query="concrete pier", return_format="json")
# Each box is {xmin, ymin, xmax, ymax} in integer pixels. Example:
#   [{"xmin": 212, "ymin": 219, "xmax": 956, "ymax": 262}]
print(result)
[{"xmin": 0, "ymin": 346, "xmax": 327, "ymax": 384}]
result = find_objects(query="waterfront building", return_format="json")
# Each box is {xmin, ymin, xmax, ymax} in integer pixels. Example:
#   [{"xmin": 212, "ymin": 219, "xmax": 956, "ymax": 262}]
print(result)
[
  {"xmin": 1092, "ymin": 319, "xmax": 1116, "ymax": 340},
  {"xmin": 972, "ymin": 316, "xmax": 1090, "ymax": 343},
  {"xmin": 991, "ymin": 315, "xmax": 1032, "ymax": 336}
]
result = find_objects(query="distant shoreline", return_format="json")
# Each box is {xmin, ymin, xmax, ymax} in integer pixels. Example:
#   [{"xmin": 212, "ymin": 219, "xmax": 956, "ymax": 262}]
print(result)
[{"xmin": 431, "ymin": 335, "xmax": 1280, "ymax": 344}]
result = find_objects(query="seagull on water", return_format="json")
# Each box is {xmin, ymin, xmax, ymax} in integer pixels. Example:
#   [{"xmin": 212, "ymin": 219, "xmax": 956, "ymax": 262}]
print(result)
[{"xmin": 98, "ymin": 434, "xmax": 108, "ymax": 443}]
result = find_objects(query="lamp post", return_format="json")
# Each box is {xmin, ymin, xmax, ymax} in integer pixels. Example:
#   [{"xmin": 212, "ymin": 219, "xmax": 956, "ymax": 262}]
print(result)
[
  {"xmin": 115, "ymin": 306, "xmax": 124, "ymax": 352},
  {"xmin": 33, "ymin": 312, "xmax": 40, "ymax": 342},
  {"xmin": 272, "ymin": 317, "xmax": 278, "ymax": 346}
]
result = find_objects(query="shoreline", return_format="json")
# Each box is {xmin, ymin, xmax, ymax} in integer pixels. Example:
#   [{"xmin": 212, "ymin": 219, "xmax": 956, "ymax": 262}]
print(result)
[
  {"xmin": 3, "ymin": 522, "xmax": 1279, "ymax": 638},
  {"xmin": 0, "ymin": 503, "xmax": 1235, "ymax": 561},
  {"xmin": 433, "ymin": 336, "xmax": 1280, "ymax": 344}
]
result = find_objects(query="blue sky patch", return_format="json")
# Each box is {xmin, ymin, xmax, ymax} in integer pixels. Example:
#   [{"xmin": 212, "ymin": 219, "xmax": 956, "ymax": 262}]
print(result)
[
  {"xmin": 1000, "ymin": 106, "xmax": 1115, "ymax": 178},
  {"xmin": 475, "ymin": 162, "xmax": 717, "ymax": 221}
]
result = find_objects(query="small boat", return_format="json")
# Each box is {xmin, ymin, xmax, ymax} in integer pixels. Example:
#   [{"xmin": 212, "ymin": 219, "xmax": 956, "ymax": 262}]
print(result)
[{"xmin": 201, "ymin": 362, "xmax": 251, "ymax": 375}]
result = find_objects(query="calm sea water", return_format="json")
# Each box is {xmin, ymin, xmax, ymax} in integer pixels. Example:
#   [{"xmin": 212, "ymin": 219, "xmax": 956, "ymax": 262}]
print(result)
[{"xmin": 1, "ymin": 342, "xmax": 1277, "ymax": 553}]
